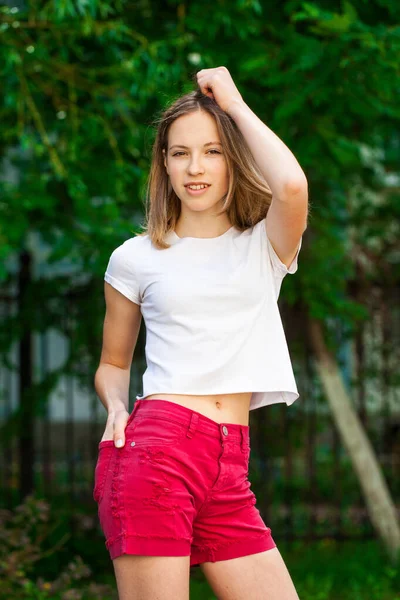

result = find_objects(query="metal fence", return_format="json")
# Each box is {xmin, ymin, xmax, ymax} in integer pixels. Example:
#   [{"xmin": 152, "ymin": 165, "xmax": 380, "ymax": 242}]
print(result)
[{"xmin": 0, "ymin": 282, "xmax": 399, "ymax": 544}]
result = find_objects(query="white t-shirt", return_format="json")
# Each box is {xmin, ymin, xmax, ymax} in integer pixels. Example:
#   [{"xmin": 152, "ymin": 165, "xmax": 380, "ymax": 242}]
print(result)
[{"xmin": 104, "ymin": 219, "xmax": 302, "ymax": 411}]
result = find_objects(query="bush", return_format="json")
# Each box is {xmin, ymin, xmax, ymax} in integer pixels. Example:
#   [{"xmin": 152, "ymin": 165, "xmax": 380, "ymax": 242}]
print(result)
[{"xmin": 0, "ymin": 494, "xmax": 115, "ymax": 599}]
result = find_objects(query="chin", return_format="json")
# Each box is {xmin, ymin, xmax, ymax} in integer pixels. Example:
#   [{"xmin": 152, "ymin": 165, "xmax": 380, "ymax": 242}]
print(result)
[
  {"xmin": 180, "ymin": 199, "xmax": 217, "ymax": 211},
  {"xmin": 192, "ymin": 205, "xmax": 219, "ymax": 214}
]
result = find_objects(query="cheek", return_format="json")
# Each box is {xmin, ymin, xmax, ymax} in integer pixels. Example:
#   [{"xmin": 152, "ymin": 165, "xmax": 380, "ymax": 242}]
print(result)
[
  {"xmin": 168, "ymin": 166, "xmax": 180, "ymax": 180},
  {"xmin": 168, "ymin": 172, "xmax": 183, "ymax": 194},
  {"xmin": 214, "ymin": 162, "xmax": 229, "ymax": 182},
  {"xmin": 215, "ymin": 168, "xmax": 229, "ymax": 190}
]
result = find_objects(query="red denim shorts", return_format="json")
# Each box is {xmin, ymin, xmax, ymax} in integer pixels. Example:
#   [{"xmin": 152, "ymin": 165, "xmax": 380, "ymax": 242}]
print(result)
[{"xmin": 93, "ymin": 398, "xmax": 276, "ymax": 566}]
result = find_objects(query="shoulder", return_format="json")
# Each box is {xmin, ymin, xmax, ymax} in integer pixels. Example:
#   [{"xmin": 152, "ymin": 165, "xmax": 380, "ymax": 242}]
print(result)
[
  {"xmin": 106, "ymin": 232, "xmax": 150, "ymax": 272},
  {"xmin": 111, "ymin": 232, "xmax": 149, "ymax": 256},
  {"xmin": 104, "ymin": 233, "xmax": 149, "ymax": 304}
]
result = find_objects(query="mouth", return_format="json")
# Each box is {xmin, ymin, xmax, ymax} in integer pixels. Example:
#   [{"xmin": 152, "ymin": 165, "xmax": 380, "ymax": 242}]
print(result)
[{"xmin": 184, "ymin": 184, "xmax": 211, "ymax": 196}]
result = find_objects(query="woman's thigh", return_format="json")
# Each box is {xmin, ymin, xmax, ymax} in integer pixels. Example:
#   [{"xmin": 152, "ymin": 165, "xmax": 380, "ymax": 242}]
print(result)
[
  {"xmin": 200, "ymin": 547, "xmax": 300, "ymax": 600},
  {"xmin": 113, "ymin": 555, "xmax": 190, "ymax": 600}
]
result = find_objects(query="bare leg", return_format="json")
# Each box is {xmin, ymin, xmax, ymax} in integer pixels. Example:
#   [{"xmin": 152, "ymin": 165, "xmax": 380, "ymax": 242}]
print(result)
[
  {"xmin": 113, "ymin": 555, "xmax": 190, "ymax": 600},
  {"xmin": 200, "ymin": 547, "xmax": 300, "ymax": 600}
]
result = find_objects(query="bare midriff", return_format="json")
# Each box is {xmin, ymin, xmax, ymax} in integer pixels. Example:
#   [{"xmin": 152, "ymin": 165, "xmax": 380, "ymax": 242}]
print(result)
[{"xmin": 143, "ymin": 392, "xmax": 252, "ymax": 426}]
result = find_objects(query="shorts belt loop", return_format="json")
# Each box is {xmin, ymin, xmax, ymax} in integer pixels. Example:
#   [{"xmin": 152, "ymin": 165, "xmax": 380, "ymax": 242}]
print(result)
[
  {"xmin": 127, "ymin": 399, "xmax": 140, "ymax": 426},
  {"xmin": 187, "ymin": 412, "xmax": 199, "ymax": 439}
]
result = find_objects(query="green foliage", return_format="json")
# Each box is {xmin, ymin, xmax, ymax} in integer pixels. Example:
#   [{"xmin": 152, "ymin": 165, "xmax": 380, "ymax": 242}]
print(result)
[
  {"xmin": 0, "ymin": 494, "xmax": 115, "ymax": 599},
  {"xmin": 0, "ymin": 1, "xmax": 399, "ymax": 437},
  {"xmin": 0, "ymin": 494, "xmax": 398, "ymax": 599},
  {"xmin": 287, "ymin": 538, "xmax": 400, "ymax": 600},
  {"xmin": 191, "ymin": 539, "xmax": 400, "ymax": 599}
]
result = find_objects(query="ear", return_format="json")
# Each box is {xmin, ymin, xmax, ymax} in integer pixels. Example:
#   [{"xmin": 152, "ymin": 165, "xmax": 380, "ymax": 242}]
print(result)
[{"xmin": 162, "ymin": 148, "xmax": 168, "ymax": 172}]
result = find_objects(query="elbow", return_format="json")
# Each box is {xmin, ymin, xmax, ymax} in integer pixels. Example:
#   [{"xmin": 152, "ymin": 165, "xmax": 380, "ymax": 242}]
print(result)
[{"xmin": 284, "ymin": 176, "xmax": 308, "ymax": 197}]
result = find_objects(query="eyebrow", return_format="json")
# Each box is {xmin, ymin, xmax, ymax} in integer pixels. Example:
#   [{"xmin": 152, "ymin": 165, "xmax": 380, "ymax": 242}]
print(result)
[{"xmin": 169, "ymin": 142, "xmax": 222, "ymax": 150}]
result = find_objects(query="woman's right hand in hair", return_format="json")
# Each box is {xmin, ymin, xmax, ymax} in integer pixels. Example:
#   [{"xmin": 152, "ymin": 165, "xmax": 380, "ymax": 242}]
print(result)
[{"xmin": 101, "ymin": 408, "xmax": 131, "ymax": 447}]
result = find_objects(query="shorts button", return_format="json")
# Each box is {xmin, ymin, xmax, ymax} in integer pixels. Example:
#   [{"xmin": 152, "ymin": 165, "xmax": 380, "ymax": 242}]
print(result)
[
  {"xmin": 222, "ymin": 426, "xmax": 228, "ymax": 436},
  {"xmin": 130, "ymin": 441, "xmax": 136, "ymax": 446}
]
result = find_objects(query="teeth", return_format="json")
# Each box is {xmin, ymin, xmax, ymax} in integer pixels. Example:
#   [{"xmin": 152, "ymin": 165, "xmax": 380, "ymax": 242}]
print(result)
[{"xmin": 188, "ymin": 184, "xmax": 208, "ymax": 190}]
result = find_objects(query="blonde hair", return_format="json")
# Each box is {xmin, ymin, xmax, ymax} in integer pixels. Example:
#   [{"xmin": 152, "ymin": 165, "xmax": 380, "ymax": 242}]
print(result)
[{"xmin": 137, "ymin": 86, "xmax": 273, "ymax": 249}]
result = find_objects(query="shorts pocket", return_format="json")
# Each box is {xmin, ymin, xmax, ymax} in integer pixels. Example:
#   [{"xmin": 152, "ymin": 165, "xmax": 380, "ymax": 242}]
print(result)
[
  {"xmin": 93, "ymin": 441, "xmax": 115, "ymax": 504},
  {"xmin": 125, "ymin": 415, "xmax": 187, "ymax": 448}
]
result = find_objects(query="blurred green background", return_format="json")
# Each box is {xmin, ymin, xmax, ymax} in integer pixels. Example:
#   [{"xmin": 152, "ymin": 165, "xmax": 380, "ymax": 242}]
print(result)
[{"xmin": 0, "ymin": 0, "xmax": 399, "ymax": 598}]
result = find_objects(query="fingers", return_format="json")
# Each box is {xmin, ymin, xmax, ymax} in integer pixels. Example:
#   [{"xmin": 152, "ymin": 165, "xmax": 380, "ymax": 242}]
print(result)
[{"xmin": 113, "ymin": 409, "xmax": 130, "ymax": 448}]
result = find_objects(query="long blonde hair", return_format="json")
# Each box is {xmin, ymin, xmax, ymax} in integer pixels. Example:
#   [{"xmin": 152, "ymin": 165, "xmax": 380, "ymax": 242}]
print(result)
[{"xmin": 137, "ymin": 86, "xmax": 273, "ymax": 249}]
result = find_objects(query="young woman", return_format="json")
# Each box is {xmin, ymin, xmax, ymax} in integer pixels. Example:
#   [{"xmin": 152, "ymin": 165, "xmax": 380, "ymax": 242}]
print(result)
[{"xmin": 93, "ymin": 67, "xmax": 307, "ymax": 600}]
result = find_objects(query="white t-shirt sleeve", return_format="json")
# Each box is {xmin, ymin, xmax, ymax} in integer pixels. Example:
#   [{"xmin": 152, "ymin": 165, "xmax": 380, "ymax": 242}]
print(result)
[
  {"xmin": 266, "ymin": 233, "xmax": 302, "ymax": 276},
  {"xmin": 259, "ymin": 218, "xmax": 302, "ymax": 277},
  {"xmin": 104, "ymin": 241, "xmax": 141, "ymax": 305}
]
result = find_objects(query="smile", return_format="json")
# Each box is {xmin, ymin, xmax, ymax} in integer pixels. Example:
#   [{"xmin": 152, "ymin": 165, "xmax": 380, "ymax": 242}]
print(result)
[{"xmin": 185, "ymin": 185, "xmax": 211, "ymax": 196}]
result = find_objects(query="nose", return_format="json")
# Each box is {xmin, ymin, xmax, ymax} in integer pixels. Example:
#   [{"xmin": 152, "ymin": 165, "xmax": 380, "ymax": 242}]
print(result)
[{"xmin": 187, "ymin": 156, "xmax": 205, "ymax": 175}]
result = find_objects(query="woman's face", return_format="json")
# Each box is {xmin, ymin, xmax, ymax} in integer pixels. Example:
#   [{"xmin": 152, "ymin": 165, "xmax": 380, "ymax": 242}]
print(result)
[{"xmin": 163, "ymin": 110, "xmax": 229, "ymax": 216}]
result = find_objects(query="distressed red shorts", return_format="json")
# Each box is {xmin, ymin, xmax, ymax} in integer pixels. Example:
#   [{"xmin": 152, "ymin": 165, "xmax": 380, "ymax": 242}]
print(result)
[{"xmin": 93, "ymin": 398, "xmax": 276, "ymax": 566}]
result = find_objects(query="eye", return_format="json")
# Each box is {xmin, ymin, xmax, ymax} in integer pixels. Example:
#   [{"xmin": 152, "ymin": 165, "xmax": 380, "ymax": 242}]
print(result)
[{"xmin": 172, "ymin": 150, "xmax": 222, "ymax": 156}]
